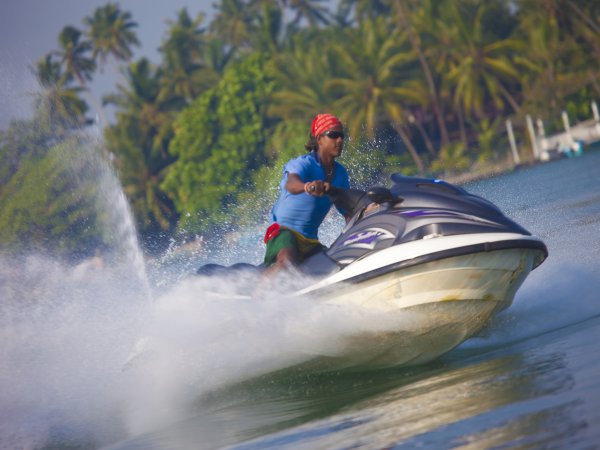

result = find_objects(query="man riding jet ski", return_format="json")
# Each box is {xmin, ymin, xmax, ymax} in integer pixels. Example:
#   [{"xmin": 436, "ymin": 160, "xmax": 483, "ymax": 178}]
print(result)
[
  {"xmin": 197, "ymin": 175, "xmax": 547, "ymax": 368},
  {"xmin": 200, "ymin": 174, "xmax": 547, "ymax": 304},
  {"xmin": 262, "ymin": 113, "xmax": 350, "ymax": 278},
  {"xmin": 196, "ymin": 111, "xmax": 547, "ymax": 368}
]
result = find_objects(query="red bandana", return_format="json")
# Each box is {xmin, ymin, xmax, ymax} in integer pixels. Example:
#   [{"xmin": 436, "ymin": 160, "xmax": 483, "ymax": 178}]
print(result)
[{"xmin": 311, "ymin": 114, "xmax": 342, "ymax": 137}]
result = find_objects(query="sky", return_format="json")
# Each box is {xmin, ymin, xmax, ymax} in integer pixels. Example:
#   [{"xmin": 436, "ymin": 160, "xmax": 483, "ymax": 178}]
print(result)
[{"xmin": 0, "ymin": 0, "xmax": 216, "ymax": 128}]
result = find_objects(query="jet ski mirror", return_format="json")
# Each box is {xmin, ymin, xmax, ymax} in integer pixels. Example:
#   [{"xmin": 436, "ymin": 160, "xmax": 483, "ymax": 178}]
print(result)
[{"xmin": 367, "ymin": 186, "xmax": 399, "ymax": 204}]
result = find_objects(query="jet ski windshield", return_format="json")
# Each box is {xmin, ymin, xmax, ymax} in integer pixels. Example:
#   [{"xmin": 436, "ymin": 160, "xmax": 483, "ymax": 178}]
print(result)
[
  {"xmin": 329, "ymin": 185, "xmax": 402, "ymax": 219},
  {"xmin": 328, "ymin": 187, "xmax": 370, "ymax": 218}
]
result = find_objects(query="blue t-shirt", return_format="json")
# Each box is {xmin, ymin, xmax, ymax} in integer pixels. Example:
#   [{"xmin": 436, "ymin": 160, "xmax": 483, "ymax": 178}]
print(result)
[{"xmin": 271, "ymin": 151, "xmax": 350, "ymax": 239}]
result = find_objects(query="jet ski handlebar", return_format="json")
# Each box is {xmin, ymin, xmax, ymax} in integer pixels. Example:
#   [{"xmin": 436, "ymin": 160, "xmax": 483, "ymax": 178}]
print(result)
[{"xmin": 327, "ymin": 185, "xmax": 402, "ymax": 218}]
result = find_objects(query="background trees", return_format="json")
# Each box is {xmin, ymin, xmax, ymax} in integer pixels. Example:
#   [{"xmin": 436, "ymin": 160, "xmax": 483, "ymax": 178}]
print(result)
[
  {"xmin": 31, "ymin": 54, "xmax": 89, "ymax": 134},
  {"xmin": 2, "ymin": 0, "xmax": 599, "ymax": 255},
  {"xmin": 84, "ymin": 2, "xmax": 140, "ymax": 74},
  {"xmin": 161, "ymin": 53, "xmax": 275, "ymax": 233}
]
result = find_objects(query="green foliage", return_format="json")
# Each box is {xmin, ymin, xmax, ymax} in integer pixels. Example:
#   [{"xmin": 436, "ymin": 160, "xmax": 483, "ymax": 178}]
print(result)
[
  {"xmin": 472, "ymin": 117, "xmax": 505, "ymax": 164},
  {"xmin": 4, "ymin": 0, "xmax": 600, "ymax": 250},
  {"xmin": 0, "ymin": 124, "xmax": 112, "ymax": 258},
  {"xmin": 55, "ymin": 25, "xmax": 96, "ymax": 85},
  {"xmin": 268, "ymin": 31, "xmax": 339, "ymax": 121},
  {"xmin": 0, "ymin": 119, "xmax": 53, "ymax": 186},
  {"xmin": 431, "ymin": 142, "xmax": 471, "ymax": 175},
  {"xmin": 162, "ymin": 53, "xmax": 275, "ymax": 234},
  {"xmin": 253, "ymin": 120, "xmax": 308, "ymax": 198},
  {"xmin": 31, "ymin": 54, "xmax": 89, "ymax": 134},
  {"xmin": 385, "ymin": 153, "xmax": 422, "ymax": 178},
  {"xmin": 84, "ymin": 3, "xmax": 140, "ymax": 66},
  {"xmin": 159, "ymin": 9, "xmax": 208, "ymax": 103},
  {"xmin": 104, "ymin": 58, "xmax": 179, "ymax": 235},
  {"xmin": 342, "ymin": 138, "xmax": 392, "ymax": 188}
]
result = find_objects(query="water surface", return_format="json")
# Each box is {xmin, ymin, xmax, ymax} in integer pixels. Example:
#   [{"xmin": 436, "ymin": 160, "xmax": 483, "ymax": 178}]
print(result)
[{"xmin": 2, "ymin": 150, "xmax": 599, "ymax": 450}]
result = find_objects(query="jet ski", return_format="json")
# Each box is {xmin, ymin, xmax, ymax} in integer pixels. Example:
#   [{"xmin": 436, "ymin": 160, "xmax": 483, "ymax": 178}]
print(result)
[{"xmin": 197, "ymin": 174, "xmax": 548, "ymax": 369}]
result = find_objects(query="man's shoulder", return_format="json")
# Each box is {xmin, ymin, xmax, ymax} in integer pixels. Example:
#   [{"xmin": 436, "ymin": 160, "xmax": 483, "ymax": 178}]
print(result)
[
  {"xmin": 333, "ymin": 161, "xmax": 350, "ymax": 188},
  {"xmin": 335, "ymin": 161, "xmax": 349, "ymax": 177},
  {"xmin": 290, "ymin": 152, "xmax": 317, "ymax": 164},
  {"xmin": 335, "ymin": 160, "xmax": 348, "ymax": 171},
  {"xmin": 285, "ymin": 152, "xmax": 317, "ymax": 172}
]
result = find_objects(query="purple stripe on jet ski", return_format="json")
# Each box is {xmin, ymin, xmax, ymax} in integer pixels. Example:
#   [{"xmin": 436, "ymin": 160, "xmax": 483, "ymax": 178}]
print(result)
[{"xmin": 399, "ymin": 210, "xmax": 460, "ymax": 217}]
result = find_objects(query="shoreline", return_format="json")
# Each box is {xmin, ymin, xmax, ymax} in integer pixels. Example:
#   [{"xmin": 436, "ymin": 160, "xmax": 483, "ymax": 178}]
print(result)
[
  {"xmin": 437, "ymin": 159, "xmax": 530, "ymax": 186},
  {"xmin": 444, "ymin": 141, "xmax": 600, "ymax": 185}
]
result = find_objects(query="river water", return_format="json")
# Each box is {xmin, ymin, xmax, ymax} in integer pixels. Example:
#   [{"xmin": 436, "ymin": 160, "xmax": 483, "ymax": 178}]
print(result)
[{"xmin": 1, "ymin": 149, "xmax": 600, "ymax": 449}]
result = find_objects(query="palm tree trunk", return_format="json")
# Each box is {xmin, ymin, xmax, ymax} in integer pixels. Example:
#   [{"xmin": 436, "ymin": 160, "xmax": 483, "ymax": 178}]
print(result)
[
  {"xmin": 410, "ymin": 113, "xmax": 436, "ymax": 157},
  {"xmin": 456, "ymin": 105, "xmax": 468, "ymax": 151},
  {"xmin": 498, "ymin": 84, "xmax": 522, "ymax": 115},
  {"xmin": 567, "ymin": 1, "xmax": 600, "ymax": 34},
  {"xmin": 393, "ymin": 123, "xmax": 425, "ymax": 175},
  {"xmin": 395, "ymin": 0, "xmax": 450, "ymax": 149}
]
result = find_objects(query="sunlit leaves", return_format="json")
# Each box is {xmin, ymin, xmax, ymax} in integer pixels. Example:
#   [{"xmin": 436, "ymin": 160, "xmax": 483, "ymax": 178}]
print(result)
[{"xmin": 162, "ymin": 54, "xmax": 275, "ymax": 233}]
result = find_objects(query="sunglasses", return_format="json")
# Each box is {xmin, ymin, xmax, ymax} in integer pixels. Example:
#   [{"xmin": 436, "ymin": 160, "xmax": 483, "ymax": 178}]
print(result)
[{"xmin": 322, "ymin": 130, "xmax": 345, "ymax": 140}]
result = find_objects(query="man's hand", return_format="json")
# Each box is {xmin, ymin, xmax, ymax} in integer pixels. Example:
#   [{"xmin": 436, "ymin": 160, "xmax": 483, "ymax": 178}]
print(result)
[
  {"xmin": 285, "ymin": 173, "xmax": 331, "ymax": 196},
  {"xmin": 305, "ymin": 180, "xmax": 330, "ymax": 196}
]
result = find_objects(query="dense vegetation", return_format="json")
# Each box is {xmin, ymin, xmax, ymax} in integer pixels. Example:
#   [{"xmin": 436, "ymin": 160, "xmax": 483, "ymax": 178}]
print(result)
[{"xmin": 1, "ymin": 0, "xmax": 599, "ymax": 257}]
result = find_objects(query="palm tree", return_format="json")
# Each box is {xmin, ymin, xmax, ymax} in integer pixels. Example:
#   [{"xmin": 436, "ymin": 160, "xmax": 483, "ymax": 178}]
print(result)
[
  {"xmin": 269, "ymin": 31, "xmax": 337, "ymax": 120},
  {"xmin": 394, "ymin": 0, "xmax": 450, "ymax": 149},
  {"xmin": 279, "ymin": 0, "xmax": 330, "ymax": 27},
  {"xmin": 558, "ymin": 1, "xmax": 600, "ymax": 95},
  {"xmin": 197, "ymin": 37, "xmax": 236, "ymax": 88},
  {"xmin": 338, "ymin": 0, "xmax": 392, "ymax": 23},
  {"xmin": 513, "ymin": 8, "xmax": 588, "ymax": 119},
  {"xmin": 83, "ymin": 3, "xmax": 140, "ymax": 75},
  {"xmin": 210, "ymin": 0, "xmax": 257, "ymax": 49},
  {"xmin": 517, "ymin": 0, "xmax": 600, "ymax": 98},
  {"xmin": 442, "ymin": 2, "xmax": 522, "ymax": 119},
  {"xmin": 159, "ymin": 9, "xmax": 207, "ymax": 104},
  {"xmin": 31, "ymin": 54, "xmax": 88, "ymax": 133},
  {"xmin": 54, "ymin": 25, "xmax": 106, "ymax": 125},
  {"xmin": 327, "ymin": 17, "xmax": 427, "ymax": 173},
  {"xmin": 252, "ymin": 2, "xmax": 285, "ymax": 54},
  {"xmin": 562, "ymin": 0, "xmax": 600, "ymax": 65},
  {"xmin": 55, "ymin": 26, "xmax": 96, "ymax": 85},
  {"xmin": 104, "ymin": 59, "xmax": 178, "ymax": 232}
]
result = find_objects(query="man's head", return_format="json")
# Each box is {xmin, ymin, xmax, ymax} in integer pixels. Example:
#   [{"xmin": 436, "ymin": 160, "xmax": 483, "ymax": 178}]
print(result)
[
  {"xmin": 311, "ymin": 113, "xmax": 342, "ymax": 138},
  {"xmin": 306, "ymin": 113, "xmax": 344, "ymax": 155}
]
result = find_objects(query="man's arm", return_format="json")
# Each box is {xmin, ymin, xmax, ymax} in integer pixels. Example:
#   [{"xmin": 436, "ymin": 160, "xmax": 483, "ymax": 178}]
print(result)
[{"xmin": 285, "ymin": 173, "xmax": 328, "ymax": 196}]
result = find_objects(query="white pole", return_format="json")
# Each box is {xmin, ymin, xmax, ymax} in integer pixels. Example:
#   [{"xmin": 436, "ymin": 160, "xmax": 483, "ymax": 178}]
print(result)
[
  {"xmin": 536, "ymin": 117, "xmax": 545, "ymax": 137},
  {"xmin": 506, "ymin": 119, "xmax": 521, "ymax": 165},
  {"xmin": 562, "ymin": 110, "xmax": 571, "ymax": 132},
  {"xmin": 526, "ymin": 114, "xmax": 539, "ymax": 160},
  {"xmin": 592, "ymin": 101, "xmax": 600, "ymax": 138},
  {"xmin": 562, "ymin": 110, "xmax": 574, "ymax": 145}
]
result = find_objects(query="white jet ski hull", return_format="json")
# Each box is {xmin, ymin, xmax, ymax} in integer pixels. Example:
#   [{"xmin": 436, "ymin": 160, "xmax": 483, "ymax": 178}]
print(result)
[{"xmin": 293, "ymin": 233, "xmax": 545, "ymax": 370}]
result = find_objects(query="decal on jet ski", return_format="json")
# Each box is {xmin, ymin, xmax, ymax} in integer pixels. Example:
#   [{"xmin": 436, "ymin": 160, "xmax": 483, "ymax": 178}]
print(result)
[{"xmin": 342, "ymin": 228, "xmax": 395, "ymax": 249}]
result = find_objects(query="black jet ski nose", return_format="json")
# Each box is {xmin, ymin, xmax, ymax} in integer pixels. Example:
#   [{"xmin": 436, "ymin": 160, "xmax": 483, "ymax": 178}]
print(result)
[{"xmin": 367, "ymin": 186, "xmax": 400, "ymax": 204}]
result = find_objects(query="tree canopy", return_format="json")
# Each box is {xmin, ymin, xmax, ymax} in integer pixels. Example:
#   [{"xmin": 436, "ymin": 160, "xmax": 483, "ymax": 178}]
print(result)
[
  {"xmin": 2, "ymin": 0, "xmax": 599, "ymax": 255},
  {"xmin": 162, "ymin": 53, "xmax": 275, "ymax": 233}
]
